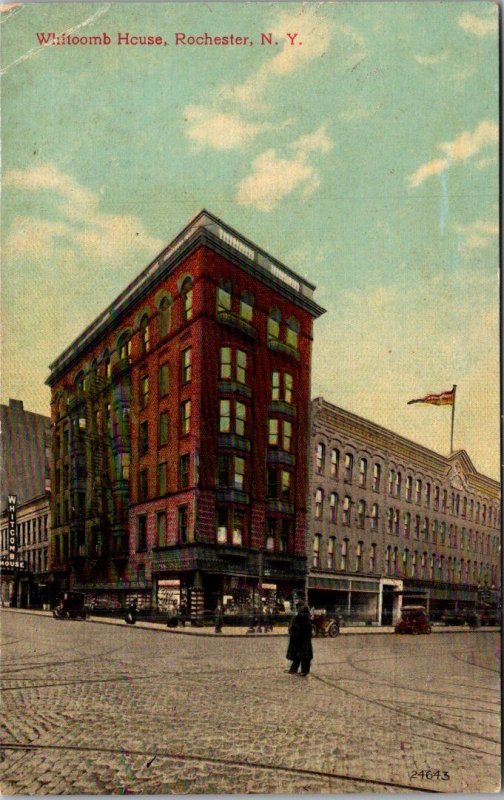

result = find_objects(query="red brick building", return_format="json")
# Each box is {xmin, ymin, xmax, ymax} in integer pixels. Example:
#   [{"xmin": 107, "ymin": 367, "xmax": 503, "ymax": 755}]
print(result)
[{"xmin": 46, "ymin": 210, "xmax": 324, "ymax": 613}]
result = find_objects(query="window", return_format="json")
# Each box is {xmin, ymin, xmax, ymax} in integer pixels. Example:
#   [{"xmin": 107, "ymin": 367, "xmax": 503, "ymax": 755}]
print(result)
[
  {"xmin": 372, "ymin": 463, "xmax": 381, "ymax": 491},
  {"xmin": 177, "ymin": 348, "xmax": 191, "ymax": 386},
  {"xmin": 140, "ymin": 420, "xmax": 149, "ymax": 455},
  {"xmin": 403, "ymin": 548, "xmax": 410, "ymax": 576},
  {"xmin": 158, "ymin": 462, "xmax": 167, "ymax": 496},
  {"xmin": 462, "ymin": 497, "xmax": 467, "ymax": 518},
  {"xmin": 315, "ymin": 488, "xmax": 324, "ymax": 519},
  {"xmin": 140, "ymin": 315, "xmax": 150, "ymax": 353},
  {"xmin": 316, "ymin": 443, "xmax": 326, "ymax": 473},
  {"xmin": 330, "ymin": 493, "xmax": 338, "ymax": 523},
  {"xmin": 331, "ymin": 449, "xmax": 340, "ymax": 478},
  {"xmin": 139, "ymin": 470, "xmax": 148, "ymax": 502},
  {"xmin": 267, "ymin": 308, "xmax": 281, "ymax": 341},
  {"xmin": 159, "ymin": 411, "xmax": 169, "ymax": 445},
  {"xmin": 426, "ymin": 482, "xmax": 431, "ymax": 507},
  {"xmin": 182, "ymin": 278, "xmax": 193, "ymax": 322},
  {"xmin": 268, "ymin": 418, "xmax": 279, "ymax": 446},
  {"xmin": 388, "ymin": 469, "xmax": 395, "ymax": 496},
  {"xmin": 159, "ymin": 296, "xmax": 171, "ymax": 337},
  {"xmin": 158, "ymin": 364, "xmax": 169, "ymax": 397},
  {"xmin": 371, "ymin": 503, "xmax": 379, "ymax": 530},
  {"xmin": 357, "ymin": 500, "xmax": 366, "ymax": 528},
  {"xmin": 280, "ymin": 470, "xmax": 291, "ymax": 500},
  {"xmin": 327, "ymin": 537, "xmax": 335, "ymax": 569},
  {"xmin": 157, "ymin": 511, "xmax": 166, "ymax": 547},
  {"xmin": 396, "ymin": 472, "xmax": 402, "ymax": 498},
  {"xmin": 406, "ymin": 476, "xmax": 412, "ymax": 501},
  {"xmin": 217, "ymin": 508, "xmax": 228, "ymax": 544},
  {"xmin": 415, "ymin": 479, "xmax": 422, "ymax": 504},
  {"xmin": 140, "ymin": 375, "xmax": 149, "ymax": 409},
  {"xmin": 234, "ymin": 457, "xmax": 245, "ymax": 491},
  {"xmin": 118, "ymin": 333, "xmax": 131, "ymax": 363},
  {"xmin": 442, "ymin": 490, "xmax": 447, "ymax": 512},
  {"xmin": 235, "ymin": 402, "xmax": 246, "ymax": 436},
  {"xmin": 267, "ymin": 466, "xmax": 278, "ymax": 498},
  {"xmin": 405, "ymin": 511, "xmax": 411, "ymax": 537},
  {"xmin": 359, "ymin": 458, "xmax": 367, "ymax": 488},
  {"xmin": 179, "ymin": 454, "xmax": 190, "ymax": 489},
  {"xmin": 240, "ymin": 291, "xmax": 253, "ymax": 322},
  {"xmin": 178, "ymin": 505, "xmax": 188, "ymax": 543},
  {"xmin": 286, "ymin": 317, "xmax": 299, "ymax": 349},
  {"xmin": 220, "ymin": 400, "xmax": 231, "ymax": 433},
  {"xmin": 271, "ymin": 372, "xmax": 280, "ymax": 400},
  {"xmin": 284, "ymin": 373, "xmax": 293, "ymax": 404},
  {"xmin": 392, "ymin": 546, "xmax": 398, "ymax": 575},
  {"xmin": 236, "ymin": 350, "xmax": 247, "ymax": 384},
  {"xmin": 386, "ymin": 545, "xmax": 391, "ymax": 575},
  {"xmin": 137, "ymin": 515, "xmax": 147, "ymax": 551},
  {"xmin": 482, "ymin": 504, "xmax": 486, "ymax": 524},
  {"xmin": 344, "ymin": 453, "xmax": 353, "ymax": 482},
  {"xmin": 103, "ymin": 351, "xmax": 111, "ymax": 380},
  {"xmin": 283, "ymin": 421, "xmax": 292, "ymax": 453},
  {"xmin": 424, "ymin": 517, "xmax": 429, "ymax": 542},
  {"xmin": 217, "ymin": 282, "xmax": 231, "ymax": 313},
  {"xmin": 356, "ymin": 541, "xmax": 363, "ymax": 572},
  {"xmin": 180, "ymin": 400, "xmax": 191, "ymax": 435},
  {"xmin": 341, "ymin": 538, "xmax": 348, "ymax": 571},
  {"xmin": 370, "ymin": 543, "xmax": 377, "ymax": 573},
  {"xmin": 394, "ymin": 509, "xmax": 400, "ymax": 535},
  {"xmin": 434, "ymin": 485, "xmax": 440, "ymax": 510},
  {"xmin": 414, "ymin": 514, "xmax": 420, "ymax": 539},
  {"xmin": 343, "ymin": 496, "xmax": 351, "ymax": 525},
  {"xmin": 312, "ymin": 534, "xmax": 320, "ymax": 568},
  {"xmin": 266, "ymin": 518, "xmax": 276, "ymax": 551},
  {"xmin": 232, "ymin": 511, "xmax": 244, "ymax": 546}
]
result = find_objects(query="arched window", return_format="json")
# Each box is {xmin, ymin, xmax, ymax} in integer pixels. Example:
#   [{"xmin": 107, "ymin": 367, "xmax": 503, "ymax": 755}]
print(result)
[
  {"xmin": 217, "ymin": 280, "xmax": 232, "ymax": 313},
  {"xmin": 286, "ymin": 317, "xmax": 299, "ymax": 349},
  {"xmin": 140, "ymin": 314, "xmax": 150, "ymax": 354},
  {"xmin": 371, "ymin": 503, "xmax": 379, "ymax": 530},
  {"xmin": 74, "ymin": 371, "xmax": 85, "ymax": 393},
  {"xmin": 159, "ymin": 296, "xmax": 171, "ymax": 338},
  {"xmin": 267, "ymin": 307, "xmax": 281, "ymax": 341},
  {"xmin": 316, "ymin": 443, "xmax": 325, "ymax": 473},
  {"xmin": 359, "ymin": 458, "xmax": 367, "ymax": 488},
  {"xmin": 103, "ymin": 350, "xmax": 111, "ymax": 380},
  {"xmin": 343, "ymin": 496, "xmax": 352, "ymax": 525},
  {"xmin": 327, "ymin": 537, "xmax": 336, "ymax": 569},
  {"xmin": 315, "ymin": 488, "xmax": 324, "ymax": 519},
  {"xmin": 356, "ymin": 541, "xmax": 363, "ymax": 572},
  {"xmin": 357, "ymin": 500, "xmax": 366, "ymax": 528},
  {"xmin": 330, "ymin": 492, "xmax": 338, "ymax": 523},
  {"xmin": 118, "ymin": 332, "xmax": 131, "ymax": 363},
  {"xmin": 181, "ymin": 277, "xmax": 193, "ymax": 322},
  {"xmin": 331, "ymin": 449, "xmax": 340, "ymax": 478}
]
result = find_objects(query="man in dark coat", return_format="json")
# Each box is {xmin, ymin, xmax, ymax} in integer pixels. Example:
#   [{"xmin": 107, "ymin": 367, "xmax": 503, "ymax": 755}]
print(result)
[{"xmin": 286, "ymin": 604, "xmax": 313, "ymax": 675}]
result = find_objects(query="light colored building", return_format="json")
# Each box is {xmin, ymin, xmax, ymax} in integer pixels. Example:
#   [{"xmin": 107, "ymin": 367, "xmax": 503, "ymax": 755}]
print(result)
[
  {"xmin": 1, "ymin": 494, "xmax": 51, "ymax": 607},
  {"xmin": 308, "ymin": 397, "xmax": 501, "ymax": 624}
]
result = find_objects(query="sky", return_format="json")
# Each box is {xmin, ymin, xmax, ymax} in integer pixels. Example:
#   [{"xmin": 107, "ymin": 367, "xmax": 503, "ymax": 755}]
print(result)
[{"xmin": 1, "ymin": 1, "xmax": 499, "ymax": 478}]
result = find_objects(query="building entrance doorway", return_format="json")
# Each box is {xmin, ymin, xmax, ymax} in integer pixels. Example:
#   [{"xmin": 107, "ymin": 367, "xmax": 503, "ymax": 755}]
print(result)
[{"xmin": 381, "ymin": 584, "xmax": 394, "ymax": 625}]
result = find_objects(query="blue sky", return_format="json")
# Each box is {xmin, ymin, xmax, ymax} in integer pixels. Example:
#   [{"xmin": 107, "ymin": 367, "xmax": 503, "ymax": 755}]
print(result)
[{"xmin": 1, "ymin": 1, "xmax": 499, "ymax": 477}]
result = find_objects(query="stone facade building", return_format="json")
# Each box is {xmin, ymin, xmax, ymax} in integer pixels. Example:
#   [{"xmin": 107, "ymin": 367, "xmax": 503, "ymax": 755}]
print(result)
[
  {"xmin": 308, "ymin": 397, "xmax": 501, "ymax": 623},
  {"xmin": 46, "ymin": 210, "xmax": 324, "ymax": 613},
  {"xmin": 0, "ymin": 399, "xmax": 51, "ymax": 607}
]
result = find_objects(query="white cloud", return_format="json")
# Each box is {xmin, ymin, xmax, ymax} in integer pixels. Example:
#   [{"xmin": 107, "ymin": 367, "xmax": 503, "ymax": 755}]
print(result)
[
  {"xmin": 458, "ymin": 11, "xmax": 497, "ymax": 37},
  {"xmin": 236, "ymin": 125, "xmax": 333, "ymax": 211},
  {"xmin": 4, "ymin": 162, "xmax": 163, "ymax": 268},
  {"xmin": 414, "ymin": 52, "xmax": 449, "ymax": 65},
  {"xmin": 222, "ymin": 8, "xmax": 333, "ymax": 109},
  {"xmin": 407, "ymin": 120, "xmax": 498, "ymax": 188},
  {"xmin": 182, "ymin": 105, "xmax": 275, "ymax": 151},
  {"xmin": 454, "ymin": 218, "xmax": 499, "ymax": 251}
]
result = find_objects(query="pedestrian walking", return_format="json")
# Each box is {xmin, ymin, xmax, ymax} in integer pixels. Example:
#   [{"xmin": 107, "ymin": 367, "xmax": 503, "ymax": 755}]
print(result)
[
  {"xmin": 214, "ymin": 604, "xmax": 223, "ymax": 634},
  {"xmin": 179, "ymin": 600, "xmax": 188, "ymax": 628},
  {"xmin": 286, "ymin": 604, "xmax": 313, "ymax": 676}
]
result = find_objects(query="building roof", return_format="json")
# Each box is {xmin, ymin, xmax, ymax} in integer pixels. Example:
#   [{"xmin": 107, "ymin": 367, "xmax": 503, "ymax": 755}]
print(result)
[
  {"xmin": 312, "ymin": 396, "xmax": 500, "ymax": 495},
  {"xmin": 47, "ymin": 210, "xmax": 326, "ymax": 385}
]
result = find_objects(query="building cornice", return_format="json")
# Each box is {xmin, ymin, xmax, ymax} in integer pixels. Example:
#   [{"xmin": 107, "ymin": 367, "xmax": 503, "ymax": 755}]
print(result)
[
  {"xmin": 312, "ymin": 397, "xmax": 500, "ymax": 494},
  {"xmin": 46, "ymin": 210, "xmax": 325, "ymax": 386}
]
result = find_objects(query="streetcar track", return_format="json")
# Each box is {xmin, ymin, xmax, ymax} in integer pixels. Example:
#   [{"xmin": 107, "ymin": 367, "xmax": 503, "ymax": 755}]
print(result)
[
  {"xmin": 451, "ymin": 653, "xmax": 500, "ymax": 674},
  {"xmin": 0, "ymin": 741, "xmax": 441, "ymax": 793},
  {"xmin": 312, "ymin": 674, "xmax": 500, "ymax": 747}
]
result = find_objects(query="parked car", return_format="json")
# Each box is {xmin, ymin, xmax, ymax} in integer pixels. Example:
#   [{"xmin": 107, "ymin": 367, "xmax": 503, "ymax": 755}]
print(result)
[
  {"xmin": 395, "ymin": 606, "xmax": 431, "ymax": 635},
  {"xmin": 52, "ymin": 591, "xmax": 88, "ymax": 620}
]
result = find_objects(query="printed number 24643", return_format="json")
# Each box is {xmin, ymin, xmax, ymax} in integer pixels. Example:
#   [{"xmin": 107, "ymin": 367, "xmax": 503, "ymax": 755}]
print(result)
[{"xmin": 410, "ymin": 770, "xmax": 449, "ymax": 781}]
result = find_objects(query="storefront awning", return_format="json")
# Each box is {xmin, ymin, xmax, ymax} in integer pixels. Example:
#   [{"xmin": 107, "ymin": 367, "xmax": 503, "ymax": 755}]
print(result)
[{"xmin": 308, "ymin": 575, "xmax": 379, "ymax": 593}]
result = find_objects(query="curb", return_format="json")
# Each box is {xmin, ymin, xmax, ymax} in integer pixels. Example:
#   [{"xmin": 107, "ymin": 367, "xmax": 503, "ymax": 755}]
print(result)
[{"xmin": 1, "ymin": 608, "xmax": 500, "ymax": 638}]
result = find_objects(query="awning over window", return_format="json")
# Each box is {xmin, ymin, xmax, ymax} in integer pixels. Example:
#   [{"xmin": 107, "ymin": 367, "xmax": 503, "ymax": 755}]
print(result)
[{"xmin": 308, "ymin": 575, "xmax": 379, "ymax": 593}]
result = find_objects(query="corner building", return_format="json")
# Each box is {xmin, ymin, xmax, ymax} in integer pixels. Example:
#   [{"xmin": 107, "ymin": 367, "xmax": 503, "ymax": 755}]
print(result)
[
  {"xmin": 309, "ymin": 398, "xmax": 501, "ymax": 624},
  {"xmin": 46, "ymin": 211, "xmax": 325, "ymax": 612}
]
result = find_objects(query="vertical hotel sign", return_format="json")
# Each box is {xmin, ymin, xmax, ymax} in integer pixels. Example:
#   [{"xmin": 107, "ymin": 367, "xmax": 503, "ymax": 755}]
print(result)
[{"xmin": 8, "ymin": 494, "xmax": 17, "ymax": 562}]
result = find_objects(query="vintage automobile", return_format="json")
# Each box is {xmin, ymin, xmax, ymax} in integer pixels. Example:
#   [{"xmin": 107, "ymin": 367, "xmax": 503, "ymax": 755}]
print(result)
[
  {"xmin": 395, "ymin": 605, "xmax": 432, "ymax": 635},
  {"xmin": 311, "ymin": 608, "xmax": 340, "ymax": 637},
  {"xmin": 52, "ymin": 591, "xmax": 88, "ymax": 620}
]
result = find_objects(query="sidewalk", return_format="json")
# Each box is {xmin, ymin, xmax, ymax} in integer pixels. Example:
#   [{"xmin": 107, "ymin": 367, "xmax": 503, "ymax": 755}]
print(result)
[{"xmin": 1, "ymin": 607, "xmax": 499, "ymax": 637}]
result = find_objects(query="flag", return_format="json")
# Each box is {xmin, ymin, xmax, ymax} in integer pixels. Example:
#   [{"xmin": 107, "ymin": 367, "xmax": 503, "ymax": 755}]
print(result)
[{"xmin": 407, "ymin": 389, "xmax": 455, "ymax": 406}]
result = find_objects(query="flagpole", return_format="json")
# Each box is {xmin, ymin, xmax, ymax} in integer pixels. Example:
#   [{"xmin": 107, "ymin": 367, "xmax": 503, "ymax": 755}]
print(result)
[{"xmin": 450, "ymin": 384, "xmax": 457, "ymax": 454}]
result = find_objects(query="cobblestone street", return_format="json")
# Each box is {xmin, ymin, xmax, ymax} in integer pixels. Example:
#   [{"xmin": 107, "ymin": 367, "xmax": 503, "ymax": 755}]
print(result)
[{"xmin": 0, "ymin": 610, "xmax": 500, "ymax": 795}]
